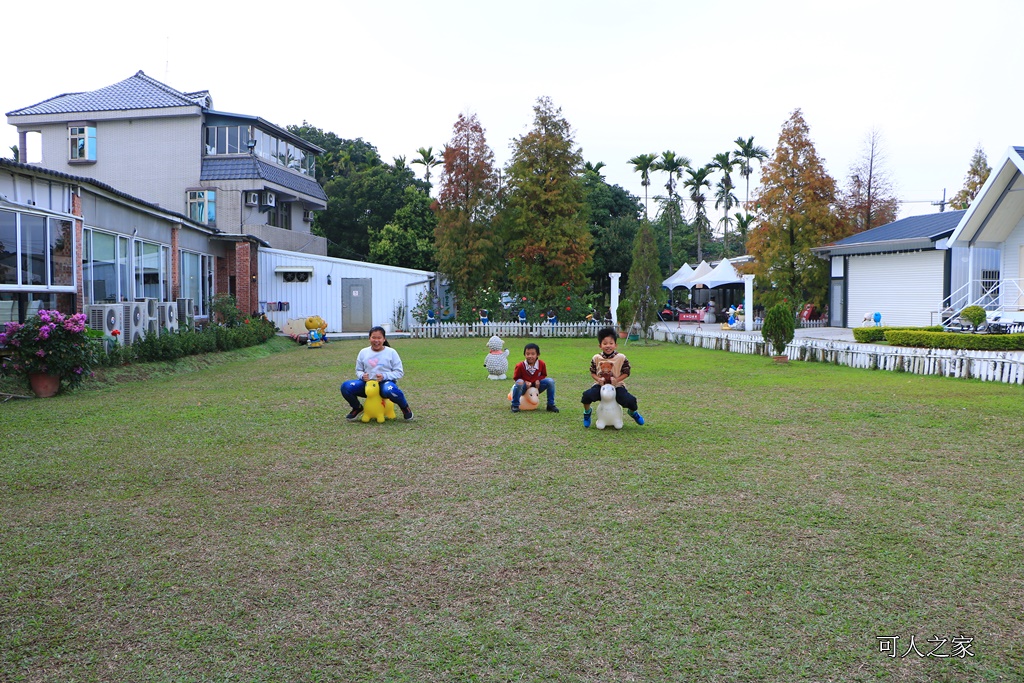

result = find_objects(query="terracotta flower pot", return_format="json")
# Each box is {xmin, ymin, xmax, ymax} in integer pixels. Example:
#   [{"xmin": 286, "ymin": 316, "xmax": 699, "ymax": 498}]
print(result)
[{"xmin": 29, "ymin": 372, "xmax": 61, "ymax": 397}]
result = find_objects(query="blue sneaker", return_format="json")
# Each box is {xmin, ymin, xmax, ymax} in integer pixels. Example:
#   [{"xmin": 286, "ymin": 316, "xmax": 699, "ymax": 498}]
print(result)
[
  {"xmin": 583, "ymin": 409, "xmax": 592, "ymax": 428},
  {"xmin": 629, "ymin": 410, "xmax": 645, "ymax": 426}
]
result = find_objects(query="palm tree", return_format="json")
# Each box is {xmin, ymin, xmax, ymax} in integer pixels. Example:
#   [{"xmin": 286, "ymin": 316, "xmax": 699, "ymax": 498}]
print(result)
[
  {"xmin": 393, "ymin": 155, "xmax": 407, "ymax": 170},
  {"xmin": 683, "ymin": 165, "xmax": 713, "ymax": 262},
  {"xmin": 629, "ymin": 153, "xmax": 658, "ymax": 221},
  {"xmin": 583, "ymin": 160, "xmax": 607, "ymax": 179},
  {"xmin": 733, "ymin": 136, "xmax": 768, "ymax": 214},
  {"xmin": 653, "ymin": 150, "xmax": 691, "ymax": 271},
  {"xmin": 411, "ymin": 146, "xmax": 441, "ymax": 188},
  {"xmin": 714, "ymin": 179, "xmax": 740, "ymax": 257},
  {"xmin": 733, "ymin": 212, "xmax": 756, "ymax": 253}
]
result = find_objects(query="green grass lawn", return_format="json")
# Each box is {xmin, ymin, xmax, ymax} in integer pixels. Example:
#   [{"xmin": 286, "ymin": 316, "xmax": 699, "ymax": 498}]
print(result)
[{"xmin": 2, "ymin": 336, "xmax": 1022, "ymax": 682}]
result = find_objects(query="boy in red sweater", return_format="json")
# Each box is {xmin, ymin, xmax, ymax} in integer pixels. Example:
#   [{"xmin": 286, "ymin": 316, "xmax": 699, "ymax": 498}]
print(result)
[{"xmin": 511, "ymin": 343, "xmax": 559, "ymax": 413}]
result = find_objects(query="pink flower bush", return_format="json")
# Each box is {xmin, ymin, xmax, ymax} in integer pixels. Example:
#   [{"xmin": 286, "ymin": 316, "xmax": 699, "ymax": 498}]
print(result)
[{"xmin": 0, "ymin": 309, "xmax": 99, "ymax": 393}]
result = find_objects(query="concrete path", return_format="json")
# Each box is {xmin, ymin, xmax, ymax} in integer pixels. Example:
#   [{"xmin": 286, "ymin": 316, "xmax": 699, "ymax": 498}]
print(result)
[{"xmin": 652, "ymin": 321, "xmax": 856, "ymax": 343}]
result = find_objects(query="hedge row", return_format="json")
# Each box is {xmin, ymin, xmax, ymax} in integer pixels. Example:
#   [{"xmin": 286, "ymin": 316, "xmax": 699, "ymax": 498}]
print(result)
[
  {"xmin": 883, "ymin": 330, "xmax": 1024, "ymax": 351},
  {"xmin": 852, "ymin": 326, "xmax": 943, "ymax": 343},
  {"xmin": 104, "ymin": 318, "xmax": 278, "ymax": 365}
]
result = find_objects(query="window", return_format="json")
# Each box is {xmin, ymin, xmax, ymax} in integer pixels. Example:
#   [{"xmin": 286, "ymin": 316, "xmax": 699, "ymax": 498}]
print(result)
[
  {"xmin": 267, "ymin": 202, "xmax": 291, "ymax": 230},
  {"xmin": 180, "ymin": 250, "xmax": 213, "ymax": 317},
  {"xmin": 981, "ymin": 269, "xmax": 1000, "ymax": 302},
  {"xmin": 134, "ymin": 239, "xmax": 168, "ymax": 300},
  {"xmin": 83, "ymin": 229, "xmax": 130, "ymax": 303},
  {"xmin": 187, "ymin": 190, "xmax": 216, "ymax": 225},
  {"xmin": 204, "ymin": 125, "xmax": 249, "ymax": 156},
  {"xmin": 0, "ymin": 210, "xmax": 77, "ymax": 290},
  {"xmin": 69, "ymin": 125, "xmax": 96, "ymax": 162}
]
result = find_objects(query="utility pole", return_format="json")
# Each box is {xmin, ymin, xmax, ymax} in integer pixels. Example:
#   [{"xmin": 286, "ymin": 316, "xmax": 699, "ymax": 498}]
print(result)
[{"xmin": 931, "ymin": 188, "xmax": 947, "ymax": 212}]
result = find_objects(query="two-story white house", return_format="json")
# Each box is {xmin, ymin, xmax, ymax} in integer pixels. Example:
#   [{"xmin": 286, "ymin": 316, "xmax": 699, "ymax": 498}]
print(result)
[{"xmin": 6, "ymin": 71, "xmax": 328, "ymax": 257}]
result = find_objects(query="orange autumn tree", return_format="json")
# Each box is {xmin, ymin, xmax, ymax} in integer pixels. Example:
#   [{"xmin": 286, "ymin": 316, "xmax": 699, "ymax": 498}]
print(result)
[
  {"xmin": 434, "ymin": 112, "xmax": 501, "ymax": 301},
  {"xmin": 747, "ymin": 109, "xmax": 844, "ymax": 310}
]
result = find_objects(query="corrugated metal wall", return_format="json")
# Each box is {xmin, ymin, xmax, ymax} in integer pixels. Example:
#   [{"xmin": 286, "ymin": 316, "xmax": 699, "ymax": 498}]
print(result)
[
  {"xmin": 257, "ymin": 248, "xmax": 432, "ymax": 333},
  {"xmin": 847, "ymin": 251, "xmax": 944, "ymax": 327}
]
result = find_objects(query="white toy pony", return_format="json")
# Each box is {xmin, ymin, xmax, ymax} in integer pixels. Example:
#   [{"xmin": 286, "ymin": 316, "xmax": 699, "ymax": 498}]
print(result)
[
  {"xmin": 594, "ymin": 383, "xmax": 624, "ymax": 430},
  {"xmin": 484, "ymin": 335, "xmax": 510, "ymax": 380}
]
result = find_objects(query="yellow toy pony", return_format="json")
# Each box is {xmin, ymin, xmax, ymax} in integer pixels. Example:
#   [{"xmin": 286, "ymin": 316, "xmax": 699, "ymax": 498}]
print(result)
[
  {"xmin": 305, "ymin": 315, "xmax": 327, "ymax": 348},
  {"xmin": 361, "ymin": 380, "xmax": 397, "ymax": 423}
]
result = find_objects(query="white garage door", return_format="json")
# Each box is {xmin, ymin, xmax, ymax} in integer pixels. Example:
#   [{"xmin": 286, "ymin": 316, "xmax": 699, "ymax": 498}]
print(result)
[{"xmin": 847, "ymin": 251, "xmax": 944, "ymax": 328}]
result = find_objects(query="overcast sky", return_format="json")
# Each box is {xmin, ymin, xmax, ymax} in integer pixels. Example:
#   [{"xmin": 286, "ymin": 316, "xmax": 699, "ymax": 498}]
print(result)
[{"xmin": 4, "ymin": 0, "xmax": 1023, "ymax": 220}]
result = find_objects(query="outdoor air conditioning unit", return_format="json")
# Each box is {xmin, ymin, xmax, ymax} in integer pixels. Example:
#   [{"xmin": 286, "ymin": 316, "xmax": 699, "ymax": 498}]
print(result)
[
  {"xmin": 159, "ymin": 302, "xmax": 179, "ymax": 333},
  {"xmin": 143, "ymin": 297, "xmax": 158, "ymax": 320},
  {"xmin": 177, "ymin": 298, "xmax": 195, "ymax": 331},
  {"xmin": 263, "ymin": 191, "xmax": 276, "ymax": 208},
  {"xmin": 302, "ymin": 210, "xmax": 313, "ymax": 223},
  {"xmin": 124, "ymin": 301, "xmax": 147, "ymax": 344},
  {"xmin": 87, "ymin": 304, "xmax": 124, "ymax": 343},
  {"xmin": 244, "ymin": 191, "xmax": 259, "ymax": 206}
]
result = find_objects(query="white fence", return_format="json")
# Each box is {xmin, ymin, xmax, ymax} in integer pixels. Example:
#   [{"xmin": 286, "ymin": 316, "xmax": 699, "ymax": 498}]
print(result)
[
  {"xmin": 410, "ymin": 322, "xmax": 606, "ymax": 338},
  {"xmin": 656, "ymin": 328, "xmax": 1024, "ymax": 385}
]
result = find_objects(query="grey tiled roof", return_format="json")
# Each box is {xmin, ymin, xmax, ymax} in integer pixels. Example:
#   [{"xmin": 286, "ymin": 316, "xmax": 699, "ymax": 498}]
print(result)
[
  {"xmin": 200, "ymin": 157, "xmax": 328, "ymax": 201},
  {"xmin": 829, "ymin": 210, "xmax": 966, "ymax": 246},
  {"xmin": 6, "ymin": 71, "xmax": 201, "ymax": 116}
]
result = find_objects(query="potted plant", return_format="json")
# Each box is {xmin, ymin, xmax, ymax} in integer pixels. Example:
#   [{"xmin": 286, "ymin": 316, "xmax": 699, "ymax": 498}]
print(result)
[
  {"xmin": 0, "ymin": 309, "xmax": 99, "ymax": 396},
  {"xmin": 761, "ymin": 302, "xmax": 795, "ymax": 362},
  {"xmin": 616, "ymin": 299, "xmax": 635, "ymax": 339}
]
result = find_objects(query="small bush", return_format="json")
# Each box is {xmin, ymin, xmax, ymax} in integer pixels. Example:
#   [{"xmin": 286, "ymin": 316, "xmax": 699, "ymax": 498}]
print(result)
[
  {"xmin": 960, "ymin": 305, "xmax": 988, "ymax": 330},
  {"xmin": 762, "ymin": 303, "xmax": 795, "ymax": 356}
]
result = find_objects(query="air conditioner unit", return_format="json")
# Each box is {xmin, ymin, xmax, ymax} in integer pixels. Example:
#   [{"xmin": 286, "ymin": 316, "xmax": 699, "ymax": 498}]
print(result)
[
  {"xmin": 263, "ymin": 191, "xmax": 276, "ymax": 208},
  {"xmin": 124, "ymin": 301, "xmax": 147, "ymax": 344},
  {"xmin": 159, "ymin": 302, "xmax": 179, "ymax": 333},
  {"xmin": 87, "ymin": 304, "xmax": 125, "ymax": 343},
  {"xmin": 177, "ymin": 298, "xmax": 195, "ymax": 331},
  {"xmin": 143, "ymin": 297, "xmax": 158, "ymax": 320},
  {"xmin": 244, "ymin": 191, "xmax": 259, "ymax": 206},
  {"xmin": 302, "ymin": 210, "xmax": 313, "ymax": 223}
]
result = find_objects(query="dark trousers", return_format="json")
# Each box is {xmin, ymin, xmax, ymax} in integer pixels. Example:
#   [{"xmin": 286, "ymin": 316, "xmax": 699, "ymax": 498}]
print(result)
[{"xmin": 580, "ymin": 384, "xmax": 638, "ymax": 412}]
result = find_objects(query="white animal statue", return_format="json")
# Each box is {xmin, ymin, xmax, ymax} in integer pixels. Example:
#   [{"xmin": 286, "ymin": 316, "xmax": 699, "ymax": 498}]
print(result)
[
  {"xmin": 484, "ymin": 335, "xmax": 510, "ymax": 380},
  {"xmin": 594, "ymin": 383, "xmax": 623, "ymax": 430}
]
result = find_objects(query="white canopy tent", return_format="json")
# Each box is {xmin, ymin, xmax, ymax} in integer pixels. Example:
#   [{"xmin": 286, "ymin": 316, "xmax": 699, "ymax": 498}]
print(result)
[
  {"xmin": 689, "ymin": 258, "xmax": 743, "ymax": 289},
  {"xmin": 662, "ymin": 263, "xmax": 695, "ymax": 289}
]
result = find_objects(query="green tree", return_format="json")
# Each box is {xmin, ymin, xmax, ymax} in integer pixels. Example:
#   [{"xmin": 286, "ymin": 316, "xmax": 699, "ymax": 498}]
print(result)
[
  {"xmin": 629, "ymin": 153, "xmax": 658, "ymax": 221},
  {"xmin": 625, "ymin": 221, "xmax": 663, "ymax": 338},
  {"xmin": 653, "ymin": 150, "xmax": 690, "ymax": 272},
  {"xmin": 733, "ymin": 136, "xmax": 769, "ymax": 214},
  {"xmin": 582, "ymin": 167, "xmax": 643, "ymax": 304},
  {"xmin": 950, "ymin": 144, "xmax": 992, "ymax": 210},
  {"xmin": 733, "ymin": 212, "xmax": 755, "ymax": 252},
  {"xmin": 838, "ymin": 128, "xmax": 899, "ymax": 234},
  {"xmin": 683, "ymin": 165, "xmax": 714, "ymax": 262},
  {"xmin": 411, "ymin": 146, "xmax": 442, "ymax": 188},
  {"xmin": 319, "ymin": 160, "xmax": 424, "ymax": 260},
  {"xmin": 368, "ymin": 186, "xmax": 438, "ymax": 271},
  {"xmin": 747, "ymin": 109, "xmax": 842, "ymax": 309},
  {"xmin": 434, "ymin": 112, "xmax": 501, "ymax": 301},
  {"xmin": 502, "ymin": 97, "xmax": 593, "ymax": 306},
  {"xmin": 710, "ymin": 151, "xmax": 739, "ymax": 257}
]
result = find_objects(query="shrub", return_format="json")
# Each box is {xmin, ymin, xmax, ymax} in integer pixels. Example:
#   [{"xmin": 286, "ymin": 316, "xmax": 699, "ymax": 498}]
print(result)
[
  {"xmin": 884, "ymin": 330, "xmax": 1024, "ymax": 351},
  {"xmin": 0, "ymin": 310, "xmax": 99, "ymax": 392},
  {"xmin": 960, "ymin": 305, "xmax": 988, "ymax": 330},
  {"xmin": 853, "ymin": 326, "xmax": 944, "ymax": 343},
  {"xmin": 761, "ymin": 303, "xmax": 795, "ymax": 356}
]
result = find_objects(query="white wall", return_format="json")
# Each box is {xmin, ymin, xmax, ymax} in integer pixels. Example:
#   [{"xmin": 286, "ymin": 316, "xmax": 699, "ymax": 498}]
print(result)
[
  {"xmin": 258, "ymin": 248, "xmax": 433, "ymax": 333},
  {"xmin": 847, "ymin": 251, "xmax": 945, "ymax": 327}
]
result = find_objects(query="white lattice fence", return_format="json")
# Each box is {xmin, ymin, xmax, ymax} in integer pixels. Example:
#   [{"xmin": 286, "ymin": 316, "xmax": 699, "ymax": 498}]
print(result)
[
  {"xmin": 657, "ymin": 329, "xmax": 1024, "ymax": 385},
  {"xmin": 410, "ymin": 322, "xmax": 604, "ymax": 339}
]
